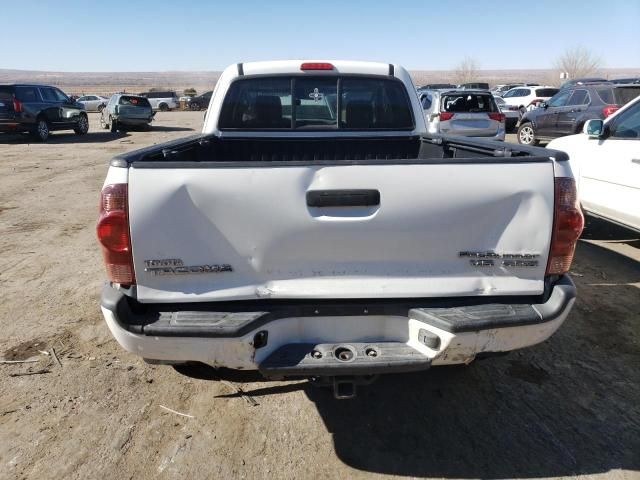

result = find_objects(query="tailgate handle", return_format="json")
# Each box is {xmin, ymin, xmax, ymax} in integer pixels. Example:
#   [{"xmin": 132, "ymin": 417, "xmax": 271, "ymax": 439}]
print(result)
[{"xmin": 306, "ymin": 189, "xmax": 380, "ymax": 207}]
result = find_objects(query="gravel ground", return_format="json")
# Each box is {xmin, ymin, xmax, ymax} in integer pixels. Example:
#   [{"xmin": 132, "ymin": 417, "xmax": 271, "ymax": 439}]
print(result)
[{"xmin": 0, "ymin": 112, "xmax": 638, "ymax": 480}]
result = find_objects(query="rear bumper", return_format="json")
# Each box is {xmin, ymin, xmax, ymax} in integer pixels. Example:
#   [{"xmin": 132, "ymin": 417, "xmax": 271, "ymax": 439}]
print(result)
[
  {"xmin": 101, "ymin": 276, "xmax": 576, "ymax": 375},
  {"xmin": 115, "ymin": 117, "xmax": 152, "ymax": 126},
  {"xmin": 0, "ymin": 120, "xmax": 29, "ymax": 132}
]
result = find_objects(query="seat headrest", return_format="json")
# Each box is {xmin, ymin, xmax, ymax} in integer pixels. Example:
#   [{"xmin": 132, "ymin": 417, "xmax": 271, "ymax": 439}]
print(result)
[
  {"xmin": 346, "ymin": 100, "xmax": 374, "ymax": 128},
  {"xmin": 255, "ymin": 95, "xmax": 283, "ymax": 124}
]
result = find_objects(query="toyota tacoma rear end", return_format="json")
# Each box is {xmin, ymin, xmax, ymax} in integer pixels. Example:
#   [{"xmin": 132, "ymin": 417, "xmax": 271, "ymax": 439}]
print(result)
[{"xmin": 97, "ymin": 61, "xmax": 583, "ymax": 398}]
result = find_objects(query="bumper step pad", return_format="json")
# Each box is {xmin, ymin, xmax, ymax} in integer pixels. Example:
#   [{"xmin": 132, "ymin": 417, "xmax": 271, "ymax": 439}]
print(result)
[{"xmin": 259, "ymin": 342, "xmax": 430, "ymax": 377}]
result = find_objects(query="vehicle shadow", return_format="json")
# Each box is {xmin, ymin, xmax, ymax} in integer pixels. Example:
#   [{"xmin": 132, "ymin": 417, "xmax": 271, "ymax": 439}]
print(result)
[
  {"xmin": 581, "ymin": 215, "xmax": 640, "ymax": 249},
  {"xmin": 0, "ymin": 131, "xmax": 132, "ymax": 144},
  {"xmin": 149, "ymin": 125, "xmax": 195, "ymax": 132}
]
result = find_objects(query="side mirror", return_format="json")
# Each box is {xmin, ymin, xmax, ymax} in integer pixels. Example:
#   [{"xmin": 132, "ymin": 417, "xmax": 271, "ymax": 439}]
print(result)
[{"xmin": 583, "ymin": 119, "xmax": 604, "ymax": 138}]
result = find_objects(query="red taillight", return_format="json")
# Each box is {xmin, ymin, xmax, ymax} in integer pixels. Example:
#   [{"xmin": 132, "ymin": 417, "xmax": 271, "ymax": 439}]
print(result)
[
  {"xmin": 300, "ymin": 62, "xmax": 334, "ymax": 71},
  {"xmin": 488, "ymin": 112, "xmax": 505, "ymax": 122},
  {"xmin": 602, "ymin": 105, "xmax": 620, "ymax": 118},
  {"xmin": 13, "ymin": 98, "xmax": 23, "ymax": 113},
  {"xmin": 546, "ymin": 178, "xmax": 584, "ymax": 275},
  {"xmin": 96, "ymin": 184, "xmax": 135, "ymax": 285},
  {"xmin": 439, "ymin": 112, "xmax": 454, "ymax": 121}
]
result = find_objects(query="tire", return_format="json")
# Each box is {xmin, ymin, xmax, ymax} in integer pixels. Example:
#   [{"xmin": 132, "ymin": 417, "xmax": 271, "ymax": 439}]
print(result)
[
  {"xmin": 190, "ymin": 102, "xmax": 201, "ymax": 111},
  {"xmin": 74, "ymin": 114, "xmax": 89, "ymax": 135},
  {"xmin": 517, "ymin": 122, "xmax": 538, "ymax": 146},
  {"xmin": 33, "ymin": 117, "xmax": 50, "ymax": 142},
  {"xmin": 109, "ymin": 116, "xmax": 118, "ymax": 133},
  {"xmin": 159, "ymin": 103, "xmax": 169, "ymax": 112},
  {"xmin": 100, "ymin": 113, "xmax": 108, "ymax": 129}
]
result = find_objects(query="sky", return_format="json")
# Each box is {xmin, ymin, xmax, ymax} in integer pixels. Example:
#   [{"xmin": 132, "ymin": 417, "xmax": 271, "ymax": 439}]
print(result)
[{"xmin": 1, "ymin": 0, "xmax": 639, "ymax": 72}]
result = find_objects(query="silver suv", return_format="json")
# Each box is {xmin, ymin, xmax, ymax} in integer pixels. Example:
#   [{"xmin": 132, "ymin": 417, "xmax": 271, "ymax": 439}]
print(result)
[
  {"xmin": 138, "ymin": 90, "xmax": 179, "ymax": 111},
  {"xmin": 419, "ymin": 89, "xmax": 505, "ymax": 140}
]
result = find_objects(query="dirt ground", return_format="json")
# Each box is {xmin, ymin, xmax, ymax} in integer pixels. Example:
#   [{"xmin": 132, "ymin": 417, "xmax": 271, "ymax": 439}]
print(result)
[{"xmin": 1, "ymin": 112, "xmax": 639, "ymax": 480}]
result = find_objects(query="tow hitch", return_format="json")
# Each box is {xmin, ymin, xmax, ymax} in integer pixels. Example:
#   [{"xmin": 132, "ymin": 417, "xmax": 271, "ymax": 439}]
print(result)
[{"xmin": 310, "ymin": 375, "xmax": 379, "ymax": 400}]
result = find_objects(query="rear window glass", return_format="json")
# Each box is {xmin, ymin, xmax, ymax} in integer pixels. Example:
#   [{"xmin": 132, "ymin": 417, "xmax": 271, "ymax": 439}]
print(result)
[
  {"xmin": 118, "ymin": 96, "xmax": 150, "ymax": 107},
  {"xmin": 219, "ymin": 76, "xmax": 414, "ymax": 130},
  {"xmin": 613, "ymin": 87, "xmax": 640, "ymax": 105},
  {"xmin": 441, "ymin": 94, "xmax": 496, "ymax": 113},
  {"xmin": 15, "ymin": 86, "xmax": 39, "ymax": 102},
  {"xmin": 535, "ymin": 88, "xmax": 558, "ymax": 97},
  {"xmin": 294, "ymin": 78, "xmax": 337, "ymax": 127},
  {"xmin": 0, "ymin": 86, "xmax": 13, "ymax": 102}
]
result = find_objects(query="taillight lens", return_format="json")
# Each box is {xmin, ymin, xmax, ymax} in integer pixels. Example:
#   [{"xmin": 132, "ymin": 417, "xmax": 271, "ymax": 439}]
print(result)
[
  {"xmin": 96, "ymin": 184, "xmax": 135, "ymax": 285},
  {"xmin": 439, "ymin": 112, "xmax": 454, "ymax": 121},
  {"xmin": 602, "ymin": 105, "xmax": 620, "ymax": 118},
  {"xmin": 300, "ymin": 62, "xmax": 334, "ymax": 71},
  {"xmin": 13, "ymin": 98, "xmax": 23, "ymax": 113},
  {"xmin": 546, "ymin": 178, "xmax": 584, "ymax": 275},
  {"xmin": 488, "ymin": 112, "xmax": 505, "ymax": 122}
]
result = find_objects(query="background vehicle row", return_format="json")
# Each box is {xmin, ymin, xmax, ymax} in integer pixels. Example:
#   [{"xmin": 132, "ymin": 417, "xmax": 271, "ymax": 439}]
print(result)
[{"xmin": 517, "ymin": 83, "xmax": 640, "ymax": 145}]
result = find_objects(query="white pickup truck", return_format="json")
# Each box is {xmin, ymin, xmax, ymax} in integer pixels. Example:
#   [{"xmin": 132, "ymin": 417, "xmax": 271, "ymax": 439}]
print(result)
[{"xmin": 98, "ymin": 60, "xmax": 583, "ymax": 398}]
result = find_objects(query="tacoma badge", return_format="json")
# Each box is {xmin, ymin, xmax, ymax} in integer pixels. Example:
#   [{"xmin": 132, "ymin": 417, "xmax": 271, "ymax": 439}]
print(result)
[{"xmin": 144, "ymin": 259, "xmax": 233, "ymax": 276}]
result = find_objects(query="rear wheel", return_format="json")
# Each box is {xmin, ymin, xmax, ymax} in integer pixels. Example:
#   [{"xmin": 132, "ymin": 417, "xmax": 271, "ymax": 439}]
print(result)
[
  {"xmin": 100, "ymin": 113, "xmax": 108, "ymax": 129},
  {"xmin": 109, "ymin": 116, "xmax": 118, "ymax": 133},
  {"xmin": 190, "ymin": 102, "xmax": 201, "ymax": 111},
  {"xmin": 159, "ymin": 103, "xmax": 169, "ymax": 112},
  {"xmin": 74, "ymin": 114, "xmax": 89, "ymax": 135},
  {"xmin": 33, "ymin": 118, "xmax": 50, "ymax": 142},
  {"xmin": 517, "ymin": 122, "xmax": 538, "ymax": 146}
]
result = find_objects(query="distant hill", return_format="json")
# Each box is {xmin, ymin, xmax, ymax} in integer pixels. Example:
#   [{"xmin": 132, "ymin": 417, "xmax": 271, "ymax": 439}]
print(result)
[{"xmin": 1, "ymin": 67, "xmax": 639, "ymax": 96}]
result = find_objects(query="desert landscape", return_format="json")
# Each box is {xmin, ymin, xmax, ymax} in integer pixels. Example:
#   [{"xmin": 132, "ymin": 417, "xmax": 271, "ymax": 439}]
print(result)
[{"xmin": 2, "ymin": 67, "xmax": 640, "ymax": 96}]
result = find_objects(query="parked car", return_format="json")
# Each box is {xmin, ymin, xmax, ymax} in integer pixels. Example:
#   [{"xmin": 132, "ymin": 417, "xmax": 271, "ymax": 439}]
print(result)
[
  {"xmin": 491, "ymin": 83, "xmax": 540, "ymax": 97},
  {"xmin": 98, "ymin": 60, "xmax": 581, "ymax": 399},
  {"xmin": 457, "ymin": 82, "xmax": 489, "ymax": 90},
  {"xmin": 560, "ymin": 78, "xmax": 608, "ymax": 90},
  {"xmin": 516, "ymin": 83, "xmax": 640, "ymax": 145},
  {"xmin": 611, "ymin": 77, "xmax": 640, "ymax": 85},
  {"xmin": 418, "ymin": 83, "xmax": 456, "ymax": 90},
  {"xmin": 77, "ymin": 95, "xmax": 109, "ymax": 112},
  {"xmin": 100, "ymin": 94, "xmax": 154, "ymax": 132},
  {"xmin": 138, "ymin": 90, "xmax": 179, "ymax": 111},
  {"xmin": 186, "ymin": 90, "xmax": 213, "ymax": 111},
  {"xmin": 494, "ymin": 96, "xmax": 520, "ymax": 132},
  {"xmin": 547, "ymin": 95, "xmax": 640, "ymax": 232},
  {"xmin": 501, "ymin": 86, "xmax": 559, "ymax": 114},
  {"xmin": 0, "ymin": 84, "xmax": 89, "ymax": 141},
  {"xmin": 420, "ymin": 89, "xmax": 505, "ymax": 140}
]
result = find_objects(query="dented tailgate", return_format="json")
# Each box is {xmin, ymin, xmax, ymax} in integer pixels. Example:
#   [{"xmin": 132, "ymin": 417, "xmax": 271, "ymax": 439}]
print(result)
[{"xmin": 127, "ymin": 159, "xmax": 555, "ymax": 303}]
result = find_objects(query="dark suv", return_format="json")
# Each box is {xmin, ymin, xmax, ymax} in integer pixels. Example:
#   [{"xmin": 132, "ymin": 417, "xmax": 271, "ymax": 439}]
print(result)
[
  {"xmin": 186, "ymin": 90, "xmax": 212, "ymax": 111},
  {"xmin": 0, "ymin": 84, "xmax": 89, "ymax": 141},
  {"xmin": 516, "ymin": 83, "xmax": 640, "ymax": 145}
]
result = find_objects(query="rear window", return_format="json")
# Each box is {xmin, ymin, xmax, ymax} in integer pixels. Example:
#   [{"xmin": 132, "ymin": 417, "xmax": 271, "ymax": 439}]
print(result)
[
  {"xmin": 612, "ymin": 87, "xmax": 640, "ymax": 105},
  {"xmin": 118, "ymin": 96, "xmax": 150, "ymax": 107},
  {"xmin": 441, "ymin": 94, "xmax": 497, "ymax": 113},
  {"xmin": 218, "ymin": 76, "xmax": 414, "ymax": 131},
  {"xmin": 0, "ymin": 86, "xmax": 13, "ymax": 102},
  {"xmin": 535, "ymin": 88, "xmax": 558, "ymax": 97},
  {"xmin": 15, "ymin": 86, "xmax": 40, "ymax": 102}
]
